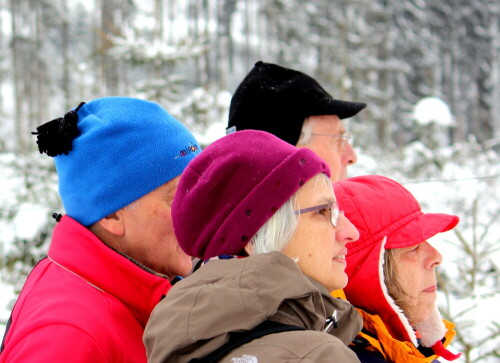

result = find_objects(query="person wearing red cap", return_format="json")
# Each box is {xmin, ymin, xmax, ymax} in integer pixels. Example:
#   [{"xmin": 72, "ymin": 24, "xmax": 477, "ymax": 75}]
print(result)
[
  {"xmin": 144, "ymin": 130, "xmax": 363, "ymax": 362},
  {"xmin": 334, "ymin": 175, "xmax": 461, "ymax": 363},
  {"xmin": 227, "ymin": 61, "xmax": 367, "ymax": 182}
]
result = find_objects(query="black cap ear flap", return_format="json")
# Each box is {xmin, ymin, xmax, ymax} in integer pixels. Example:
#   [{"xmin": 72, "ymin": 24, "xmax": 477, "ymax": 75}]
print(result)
[{"xmin": 32, "ymin": 102, "xmax": 85, "ymax": 157}]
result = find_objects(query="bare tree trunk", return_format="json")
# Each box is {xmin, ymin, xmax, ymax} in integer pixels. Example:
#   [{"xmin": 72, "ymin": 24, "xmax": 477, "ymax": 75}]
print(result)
[
  {"xmin": 244, "ymin": 0, "xmax": 252, "ymax": 70},
  {"xmin": 189, "ymin": 0, "xmax": 203, "ymax": 85},
  {"xmin": 203, "ymin": 0, "xmax": 211, "ymax": 84},
  {"xmin": 61, "ymin": 0, "xmax": 70, "ymax": 110},
  {"xmin": 9, "ymin": 0, "xmax": 25, "ymax": 154},
  {"xmin": 492, "ymin": 6, "xmax": 500, "ymax": 139},
  {"xmin": 154, "ymin": 0, "xmax": 164, "ymax": 40},
  {"xmin": 451, "ymin": 40, "xmax": 465, "ymax": 142},
  {"xmin": 376, "ymin": 5, "xmax": 390, "ymax": 149},
  {"xmin": 213, "ymin": 0, "xmax": 221, "ymax": 87},
  {"xmin": 99, "ymin": 0, "xmax": 119, "ymax": 94},
  {"xmin": 0, "ymin": 9, "xmax": 4, "ymax": 120},
  {"xmin": 34, "ymin": 0, "xmax": 48, "ymax": 129}
]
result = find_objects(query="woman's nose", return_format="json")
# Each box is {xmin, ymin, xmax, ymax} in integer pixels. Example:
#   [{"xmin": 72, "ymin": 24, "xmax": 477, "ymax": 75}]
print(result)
[
  {"xmin": 425, "ymin": 241, "xmax": 443, "ymax": 268},
  {"xmin": 336, "ymin": 213, "xmax": 359, "ymax": 243}
]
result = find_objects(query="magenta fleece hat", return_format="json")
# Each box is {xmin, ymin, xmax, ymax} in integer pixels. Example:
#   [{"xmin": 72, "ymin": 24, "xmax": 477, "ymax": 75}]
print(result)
[
  {"xmin": 333, "ymin": 175, "xmax": 459, "ymax": 253},
  {"xmin": 172, "ymin": 130, "xmax": 330, "ymax": 259}
]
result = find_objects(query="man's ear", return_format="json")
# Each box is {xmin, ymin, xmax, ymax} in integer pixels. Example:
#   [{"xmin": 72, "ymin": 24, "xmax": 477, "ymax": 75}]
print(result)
[{"xmin": 95, "ymin": 210, "xmax": 126, "ymax": 237}]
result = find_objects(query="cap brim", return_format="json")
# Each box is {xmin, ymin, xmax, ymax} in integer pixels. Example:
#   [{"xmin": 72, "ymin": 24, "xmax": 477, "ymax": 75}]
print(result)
[
  {"xmin": 386, "ymin": 212, "xmax": 459, "ymax": 249},
  {"xmin": 312, "ymin": 99, "xmax": 367, "ymax": 120}
]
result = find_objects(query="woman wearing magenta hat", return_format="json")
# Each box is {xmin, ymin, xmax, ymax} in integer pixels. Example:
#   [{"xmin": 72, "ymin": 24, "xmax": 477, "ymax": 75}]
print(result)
[
  {"xmin": 144, "ymin": 130, "xmax": 363, "ymax": 362},
  {"xmin": 334, "ymin": 175, "xmax": 461, "ymax": 363}
]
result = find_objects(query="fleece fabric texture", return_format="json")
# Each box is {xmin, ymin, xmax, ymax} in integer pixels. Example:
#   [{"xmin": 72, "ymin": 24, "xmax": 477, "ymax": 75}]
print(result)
[
  {"xmin": 228, "ymin": 61, "xmax": 367, "ymax": 145},
  {"xmin": 172, "ymin": 130, "xmax": 329, "ymax": 259},
  {"xmin": 54, "ymin": 97, "xmax": 200, "ymax": 226},
  {"xmin": 0, "ymin": 216, "xmax": 171, "ymax": 362},
  {"xmin": 144, "ymin": 252, "xmax": 363, "ymax": 363}
]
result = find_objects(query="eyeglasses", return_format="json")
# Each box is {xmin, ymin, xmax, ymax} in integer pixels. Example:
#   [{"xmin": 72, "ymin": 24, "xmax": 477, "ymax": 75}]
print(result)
[
  {"xmin": 294, "ymin": 201, "xmax": 343, "ymax": 228},
  {"xmin": 310, "ymin": 133, "xmax": 352, "ymax": 151}
]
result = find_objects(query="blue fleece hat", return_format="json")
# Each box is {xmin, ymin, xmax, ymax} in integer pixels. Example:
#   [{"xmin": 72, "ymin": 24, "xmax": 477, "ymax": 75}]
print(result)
[{"xmin": 34, "ymin": 97, "xmax": 200, "ymax": 226}]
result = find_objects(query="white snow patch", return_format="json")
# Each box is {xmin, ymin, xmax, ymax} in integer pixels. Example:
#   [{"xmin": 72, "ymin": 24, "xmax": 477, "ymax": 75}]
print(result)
[
  {"xmin": 413, "ymin": 97, "xmax": 454, "ymax": 126},
  {"xmin": 12, "ymin": 204, "xmax": 50, "ymax": 241},
  {"xmin": 193, "ymin": 119, "xmax": 226, "ymax": 146}
]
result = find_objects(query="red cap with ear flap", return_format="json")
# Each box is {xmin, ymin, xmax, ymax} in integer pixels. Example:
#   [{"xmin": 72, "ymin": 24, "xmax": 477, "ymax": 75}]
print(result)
[{"xmin": 334, "ymin": 175, "xmax": 459, "ymax": 349}]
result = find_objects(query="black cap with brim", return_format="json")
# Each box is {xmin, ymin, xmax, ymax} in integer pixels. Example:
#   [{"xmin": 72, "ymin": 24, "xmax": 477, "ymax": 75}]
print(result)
[{"xmin": 227, "ymin": 61, "xmax": 367, "ymax": 145}]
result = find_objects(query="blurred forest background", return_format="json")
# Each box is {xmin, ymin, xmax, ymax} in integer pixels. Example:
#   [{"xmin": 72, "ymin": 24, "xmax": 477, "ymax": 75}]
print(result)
[{"xmin": 0, "ymin": 1, "xmax": 498, "ymax": 362}]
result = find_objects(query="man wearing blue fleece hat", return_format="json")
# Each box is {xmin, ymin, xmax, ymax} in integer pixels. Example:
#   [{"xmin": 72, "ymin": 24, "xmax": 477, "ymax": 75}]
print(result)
[{"xmin": 0, "ymin": 97, "xmax": 201, "ymax": 362}]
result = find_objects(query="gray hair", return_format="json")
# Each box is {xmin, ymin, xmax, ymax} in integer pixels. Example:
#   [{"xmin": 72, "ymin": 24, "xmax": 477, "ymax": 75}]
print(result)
[
  {"xmin": 249, "ymin": 195, "xmax": 299, "ymax": 254},
  {"xmin": 384, "ymin": 248, "xmax": 414, "ymax": 318},
  {"xmin": 249, "ymin": 173, "xmax": 331, "ymax": 254},
  {"xmin": 296, "ymin": 117, "xmax": 314, "ymax": 145}
]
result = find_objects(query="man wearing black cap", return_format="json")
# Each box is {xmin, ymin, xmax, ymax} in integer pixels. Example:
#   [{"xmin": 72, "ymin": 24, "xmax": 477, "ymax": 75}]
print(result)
[{"xmin": 227, "ymin": 61, "xmax": 366, "ymax": 181}]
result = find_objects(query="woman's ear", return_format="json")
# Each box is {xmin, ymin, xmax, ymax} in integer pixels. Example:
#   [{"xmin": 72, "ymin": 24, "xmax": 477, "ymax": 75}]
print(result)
[{"xmin": 244, "ymin": 242, "xmax": 254, "ymax": 256}]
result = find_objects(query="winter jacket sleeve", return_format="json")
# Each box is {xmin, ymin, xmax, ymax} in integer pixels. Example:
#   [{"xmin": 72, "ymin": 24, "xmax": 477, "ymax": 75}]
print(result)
[{"xmin": 0, "ymin": 324, "xmax": 107, "ymax": 362}]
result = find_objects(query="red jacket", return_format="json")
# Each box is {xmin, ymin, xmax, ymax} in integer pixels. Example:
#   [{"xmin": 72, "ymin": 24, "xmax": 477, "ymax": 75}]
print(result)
[{"xmin": 0, "ymin": 216, "xmax": 171, "ymax": 362}]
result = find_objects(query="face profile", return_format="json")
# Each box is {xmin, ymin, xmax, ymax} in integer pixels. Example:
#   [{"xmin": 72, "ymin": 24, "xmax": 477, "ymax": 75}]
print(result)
[
  {"xmin": 116, "ymin": 176, "xmax": 193, "ymax": 278},
  {"xmin": 387, "ymin": 241, "xmax": 443, "ymax": 326},
  {"xmin": 282, "ymin": 174, "xmax": 359, "ymax": 292},
  {"xmin": 297, "ymin": 115, "xmax": 358, "ymax": 181}
]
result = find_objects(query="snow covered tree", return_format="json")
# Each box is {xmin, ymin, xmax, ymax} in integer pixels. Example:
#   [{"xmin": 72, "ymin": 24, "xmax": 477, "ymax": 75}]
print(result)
[
  {"xmin": 434, "ymin": 142, "xmax": 500, "ymax": 363},
  {"xmin": 109, "ymin": 2, "xmax": 206, "ymax": 108},
  {"xmin": 0, "ymin": 152, "xmax": 60, "ymax": 295}
]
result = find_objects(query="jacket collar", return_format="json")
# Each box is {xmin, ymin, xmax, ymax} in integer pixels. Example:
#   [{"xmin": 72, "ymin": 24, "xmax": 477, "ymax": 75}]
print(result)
[
  {"xmin": 356, "ymin": 308, "xmax": 457, "ymax": 363},
  {"xmin": 306, "ymin": 277, "xmax": 363, "ymax": 345},
  {"xmin": 144, "ymin": 252, "xmax": 363, "ymax": 361},
  {"xmin": 48, "ymin": 216, "xmax": 171, "ymax": 326}
]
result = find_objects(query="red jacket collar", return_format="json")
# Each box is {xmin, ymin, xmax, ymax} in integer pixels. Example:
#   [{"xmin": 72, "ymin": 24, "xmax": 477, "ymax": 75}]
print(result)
[{"xmin": 48, "ymin": 216, "xmax": 171, "ymax": 326}]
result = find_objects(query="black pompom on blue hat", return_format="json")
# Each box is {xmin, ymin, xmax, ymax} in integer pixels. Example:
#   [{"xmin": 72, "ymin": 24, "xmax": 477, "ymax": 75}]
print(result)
[
  {"xmin": 33, "ymin": 97, "xmax": 201, "ymax": 226},
  {"xmin": 227, "ymin": 61, "xmax": 367, "ymax": 145}
]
